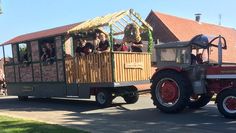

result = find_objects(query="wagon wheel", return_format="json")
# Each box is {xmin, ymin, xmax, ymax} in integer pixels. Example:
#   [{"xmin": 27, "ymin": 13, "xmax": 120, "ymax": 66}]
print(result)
[
  {"xmin": 151, "ymin": 70, "xmax": 191, "ymax": 113},
  {"xmin": 217, "ymin": 89, "xmax": 236, "ymax": 119},
  {"xmin": 18, "ymin": 96, "xmax": 29, "ymax": 101},
  {"xmin": 188, "ymin": 93, "xmax": 213, "ymax": 109},
  {"xmin": 123, "ymin": 86, "xmax": 139, "ymax": 104},
  {"xmin": 95, "ymin": 89, "xmax": 113, "ymax": 108}
]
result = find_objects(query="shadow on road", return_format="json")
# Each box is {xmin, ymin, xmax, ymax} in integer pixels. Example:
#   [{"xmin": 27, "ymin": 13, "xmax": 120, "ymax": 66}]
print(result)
[{"xmin": 0, "ymin": 97, "xmax": 235, "ymax": 133}]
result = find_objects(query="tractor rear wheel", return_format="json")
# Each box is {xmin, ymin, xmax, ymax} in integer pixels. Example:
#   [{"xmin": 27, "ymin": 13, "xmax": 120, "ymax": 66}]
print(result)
[
  {"xmin": 151, "ymin": 70, "xmax": 191, "ymax": 113},
  {"xmin": 188, "ymin": 94, "xmax": 213, "ymax": 109},
  {"xmin": 217, "ymin": 89, "xmax": 236, "ymax": 119}
]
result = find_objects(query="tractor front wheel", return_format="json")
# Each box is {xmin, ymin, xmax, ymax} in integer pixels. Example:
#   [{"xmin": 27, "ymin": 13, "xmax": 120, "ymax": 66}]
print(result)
[
  {"xmin": 151, "ymin": 70, "xmax": 191, "ymax": 113},
  {"xmin": 217, "ymin": 89, "xmax": 236, "ymax": 119}
]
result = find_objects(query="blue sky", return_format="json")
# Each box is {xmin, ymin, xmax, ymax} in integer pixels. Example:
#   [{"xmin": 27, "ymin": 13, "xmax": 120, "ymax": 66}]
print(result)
[{"xmin": 0, "ymin": 0, "xmax": 235, "ymax": 44}]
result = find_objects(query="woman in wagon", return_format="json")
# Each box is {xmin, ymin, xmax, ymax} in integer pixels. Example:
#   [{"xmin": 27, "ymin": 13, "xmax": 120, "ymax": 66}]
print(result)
[
  {"xmin": 41, "ymin": 46, "xmax": 50, "ymax": 62},
  {"xmin": 97, "ymin": 33, "xmax": 110, "ymax": 53},
  {"xmin": 76, "ymin": 38, "xmax": 94, "ymax": 56}
]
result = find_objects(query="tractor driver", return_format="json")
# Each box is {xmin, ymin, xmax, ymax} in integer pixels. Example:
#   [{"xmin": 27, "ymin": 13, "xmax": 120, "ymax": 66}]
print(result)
[
  {"xmin": 196, "ymin": 54, "xmax": 203, "ymax": 64},
  {"xmin": 191, "ymin": 53, "xmax": 203, "ymax": 65}
]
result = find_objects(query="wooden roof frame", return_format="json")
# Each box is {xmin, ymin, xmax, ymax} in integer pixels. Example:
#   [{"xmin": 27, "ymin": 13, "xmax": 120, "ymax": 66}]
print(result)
[{"xmin": 67, "ymin": 9, "xmax": 153, "ymax": 35}]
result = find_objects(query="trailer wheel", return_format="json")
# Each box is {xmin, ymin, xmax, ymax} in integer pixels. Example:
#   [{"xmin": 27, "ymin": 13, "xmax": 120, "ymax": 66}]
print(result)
[
  {"xmin": 18, "ymin": 96, "xmax": 28, "ymax": 101},
  {"xmin": 188, "ymin": 94, "xmax": 213, "ymax": 109},
  {"xmin": 96, "ymin": 89, "xmax": 113, "ymax": 107},
  {"xmin": 217, "ymin": 89, "xmax": 236, "ymax": 119},
  {"xmin": 123, "ymin": 86, "xmax": 139, "ymax": 104},
  {"xmin": 151, "ymin": 70, "xmax": 191, "ymax": 113}
]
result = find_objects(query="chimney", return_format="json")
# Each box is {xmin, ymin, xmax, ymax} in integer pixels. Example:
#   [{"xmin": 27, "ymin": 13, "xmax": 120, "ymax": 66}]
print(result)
[{"xmin": 195, "ymin": 13, "xmax": 202, "ymax": 23}]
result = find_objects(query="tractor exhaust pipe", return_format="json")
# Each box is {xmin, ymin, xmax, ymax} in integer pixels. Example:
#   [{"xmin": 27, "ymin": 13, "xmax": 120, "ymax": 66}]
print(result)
[{"xmin": 218, "ymin": 35, "xmax": 222, "ymax": 65}]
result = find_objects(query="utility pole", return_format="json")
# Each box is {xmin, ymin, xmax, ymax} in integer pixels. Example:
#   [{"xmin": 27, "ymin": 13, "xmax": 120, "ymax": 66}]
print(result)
[{"xmin": 218, "ymin": 14, "xmax": 222, "ymax": 26}]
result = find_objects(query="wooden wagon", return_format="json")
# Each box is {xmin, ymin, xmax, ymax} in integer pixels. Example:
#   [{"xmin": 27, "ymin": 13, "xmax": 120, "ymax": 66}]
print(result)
[{"xmin": 0, "ymin": 9, "xmax": 153, "ymax": 106}]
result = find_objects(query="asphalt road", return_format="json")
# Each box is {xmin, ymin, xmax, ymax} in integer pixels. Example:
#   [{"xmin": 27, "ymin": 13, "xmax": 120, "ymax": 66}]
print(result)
[{"xmin": 0, "ymin": 95, "xmax": 235, "ymax": 133}]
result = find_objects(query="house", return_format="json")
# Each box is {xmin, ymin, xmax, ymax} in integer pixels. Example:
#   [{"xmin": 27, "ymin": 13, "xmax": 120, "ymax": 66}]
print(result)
[{"xmin": 146, "ymin": 11, "xmax": 236, "ymax": 63}]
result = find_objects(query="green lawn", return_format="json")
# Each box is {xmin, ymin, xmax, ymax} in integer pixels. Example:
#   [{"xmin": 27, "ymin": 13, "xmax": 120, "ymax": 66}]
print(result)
[{"xmin": 0, "ymin": 115, "xmax": 88, "ymax": 133}]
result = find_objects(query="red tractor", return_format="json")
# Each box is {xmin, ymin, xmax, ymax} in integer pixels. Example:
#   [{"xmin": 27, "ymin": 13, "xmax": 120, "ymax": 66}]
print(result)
[{"xmin": 151, "ymin": 34, "xmax": 236, "ymax": 119}]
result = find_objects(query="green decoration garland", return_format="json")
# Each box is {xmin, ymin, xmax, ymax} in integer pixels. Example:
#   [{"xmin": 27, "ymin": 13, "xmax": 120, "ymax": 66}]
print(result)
[
  {"xmin": 109, "ymin": 25, "xmax": 114, "ymax": 52},
  {"xmin": 148, "ymin": 29, "xmax": 153, "ymax": 53}
]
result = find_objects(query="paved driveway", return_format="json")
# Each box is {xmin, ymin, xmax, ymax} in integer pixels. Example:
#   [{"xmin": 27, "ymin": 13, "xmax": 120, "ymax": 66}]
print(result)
[{"xmin": 0, "ymin": 95, "xmax": 235, "ymax": 133}]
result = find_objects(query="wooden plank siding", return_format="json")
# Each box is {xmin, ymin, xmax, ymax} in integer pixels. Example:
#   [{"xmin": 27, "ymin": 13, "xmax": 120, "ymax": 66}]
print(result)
[
  {"xmin": 65, "ymin": 58, "xmax": 76, "ymax": 84},
  {"xmin": 65, "ymin": 52, "xmax": 112, "ymax": 83},
  {"xmin": 65, "ymin": 52, "xmax": 151, "ymax": 84},
  {"xmin": 113, "ymin": 52, "xmax": 151, "ymax": 82}
]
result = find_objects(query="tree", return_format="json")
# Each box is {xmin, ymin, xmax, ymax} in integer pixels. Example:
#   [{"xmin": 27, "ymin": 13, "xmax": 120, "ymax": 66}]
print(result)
[{"xmin": 0, "ymin": 0, "xmax": 2, "ymax": 14}]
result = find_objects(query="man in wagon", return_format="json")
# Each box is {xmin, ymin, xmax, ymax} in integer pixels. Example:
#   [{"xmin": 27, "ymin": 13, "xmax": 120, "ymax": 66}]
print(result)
[
  {"xmin": 97, "ymin": 33, "xmax": 110, "ymax": 53},
  {"xmin": 131, "ymin": 41, "xmax": 143, "ymax": 52},
  {"xmin": 76, "ymin": 38, "xmax": 94, "ymax": 56},
  {"xmin": 47, "ymin": 43, "xmax": 56, "ymax": 64}
]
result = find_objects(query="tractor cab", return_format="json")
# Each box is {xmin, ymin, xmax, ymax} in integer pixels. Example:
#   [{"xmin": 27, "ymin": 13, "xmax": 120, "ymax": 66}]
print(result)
[
  {"xmin": 155, "ymin": 34, "xmax": 227, "ymax": 68},
  {"xmin": 155, "ymin": 41, "xmax": 191, "ymax": 68},
  {"xmin": 154, "ymin": 34, "xmax": 227, "ymax": 96}
]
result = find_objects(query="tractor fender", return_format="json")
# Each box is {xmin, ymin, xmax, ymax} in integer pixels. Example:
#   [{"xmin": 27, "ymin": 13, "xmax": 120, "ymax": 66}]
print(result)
[
  {"xmin": 215, "ymin": 87, "xmax": 234, "ymax": 103},
  {"xmin": 151, "ymin": 67, "xmax": 183, "ymax": 82}
]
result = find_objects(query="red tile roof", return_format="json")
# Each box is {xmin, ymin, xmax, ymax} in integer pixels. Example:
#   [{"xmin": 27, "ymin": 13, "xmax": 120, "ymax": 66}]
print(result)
[
  {"xmin": 153, "ymin": 11, "xmax": 236, "ymax": 41},
  {"xmin": 152, "ymin": 11, "xmax": 236, "ymax": 62},
  {"xmin": 1, "ymin": 22, "xmax": 82, "ymax": 45}
]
